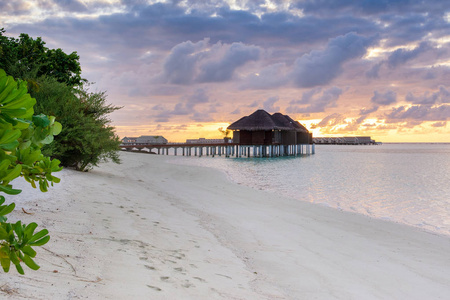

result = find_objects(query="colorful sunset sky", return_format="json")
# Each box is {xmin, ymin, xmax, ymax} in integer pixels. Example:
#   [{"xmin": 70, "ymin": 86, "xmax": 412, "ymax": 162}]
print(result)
[{"xmin": 2, "ymin": 0, "xmax": 450, "ymax": 142}]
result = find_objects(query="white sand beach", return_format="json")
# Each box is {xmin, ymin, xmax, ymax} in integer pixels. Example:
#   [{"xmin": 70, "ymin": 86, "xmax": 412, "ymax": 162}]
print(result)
[{"xmin": 2, "ymin": 151, "xmax": 450, "ymax": 299}]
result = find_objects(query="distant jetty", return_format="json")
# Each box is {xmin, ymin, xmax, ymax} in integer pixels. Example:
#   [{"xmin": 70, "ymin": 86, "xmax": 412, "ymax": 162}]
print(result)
[{"xmin": 313, "ymin": 136, "xmax": 381, "ymax": 145}]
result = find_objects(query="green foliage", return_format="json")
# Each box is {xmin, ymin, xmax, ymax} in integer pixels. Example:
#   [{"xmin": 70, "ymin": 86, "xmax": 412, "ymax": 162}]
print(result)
[
  {"xmin": 0, "ymin": 28, "xmax": 84, "ymax": 87},
  {"xmin": 33, "ymin": 77, "xmax": 121, "ymax": 172},
  {"xmin": 0, "ymin": 68, "xmax": 62, "ymax": 274}
]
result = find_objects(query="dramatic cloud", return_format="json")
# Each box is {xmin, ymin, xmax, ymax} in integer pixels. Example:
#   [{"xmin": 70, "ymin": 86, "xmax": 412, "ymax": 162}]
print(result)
[
  {"xmin": 291, "ymin": 33, "xmax": 373, "ymax": 88},
  {"xmin": 313, "ymin": 113, "xmax": 346, "ymax": 128},
  {"xmin": 240, "ymin": 63, "xmax": 288, "ymax": 90},
  {"xmin": 54, "ymin": 0, "xmax": 88, "ymax": 12},
  {"xmin": 3, "ymin": 0, "xmax": 450, "ymax": 141},
  {"xmin": 385, "ymin": 105, "xmax": 450, "ymax": 122},
  {"xmin": 197, "ymin": 42, "xmax": 260, "ymax": 82},
  {"xmin": 288, "ymin": 86, "xmax": 343, "ymax": 113},
  {"xmin": 405, "ymin": 86, "xmax": 450, "ymax": 105},
  {"xmin": 230, "ymin": 108, "xmax": 241, "ymax": 115},
  {"xmin": 344, "ymin": 115, "xmax": 368, "ymax": 131},
  {"xmin": 371, "ymin": 90, "xmax": 397, "ymax": 106},
  {"xmin": 297, "ymin": 1, "xmax": 450, "ymax": 46},
  {"xmin": 365, "ymin": 42, "xmax": 443, "ymax": 79},
  {"xmin": 248, "ymin": 101, "xmax": 258, "ymax": 108},
  {"xmin": 161, "ymin": 40, "xmax": 260, "ymax": 84},
  {"xmin": 386, "ymin": 42, "xmax": 431, "ymax": 69},
  {"xmin": 360, "ymin": 106, "xmax": 379, "ymax": 115},
  {"xmin": 432, "ymin": 121, "xmax": 447, "ymax": 127},
  {"xmin": 263, "ymin": 97, "xmax": 280, "ymax": 113},
  {"xmin": 0, "ymin": 1, "xmax": 32, "ymax": 15},
  {"xmin": 365, "ymin": 62, "xmax": 383, "ymax": 79},
  {"xmin": 155, "ymin": 88, "xmax": 211, "ymax": 122},
  {"xmin": 161, "ymin": 39, "xmax": 209, "ymax": 85}
]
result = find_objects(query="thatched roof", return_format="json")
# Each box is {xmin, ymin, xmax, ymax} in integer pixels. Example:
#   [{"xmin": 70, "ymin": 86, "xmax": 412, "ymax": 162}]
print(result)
[
  {"xmin": 283, "ymin": 115, "xmax": 309, "ymax": 133},
  {"xmin": 227, "ymin": 109, "xmax": 309, "ymax": 132},
  {"xmin": 227, "ymin": 110, "xmax": 278, "ymax": 131},
  {"xmin": 271, "ymin": 113, "xmax": 298, "ymax": 131}
]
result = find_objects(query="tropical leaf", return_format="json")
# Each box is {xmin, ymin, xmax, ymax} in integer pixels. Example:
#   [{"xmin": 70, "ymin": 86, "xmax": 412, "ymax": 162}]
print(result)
[
  {"xmin": 2, "ymin": 164, "xmax": 22, "ymax": 182},
  {"xmin": 0, "ymin": 203, "xmax": 15, "ymax": 217},
  {"xmin": 0, "ymin": 68, "xmax": 62, "ymax": 274},
  {"xmin": 32, "ymin": 114, "xmax": 51, "ymax": 127},
  {"xmin": 21, "ymin": 254, "xmax": 40, "ymax": 270},
  {"xmin": 0, "ymin": 185, "xmax": 21, "ymax": 195}
]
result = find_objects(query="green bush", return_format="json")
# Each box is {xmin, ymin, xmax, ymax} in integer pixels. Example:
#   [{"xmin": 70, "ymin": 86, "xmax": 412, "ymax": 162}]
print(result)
[
  {"xmin": 0, "ymin": 69, "xmax": 62, "ymax": 274},
  {"xmin": 33, "ymin": 77, "xmax": 121, "ymax": 172},
  {"xmin": 1, "ymin": 29, "xmax": 120, "ymax": 172},
  {"xmin": 0, "ymin": 28, "xmax": 84, "ymax": 87}
]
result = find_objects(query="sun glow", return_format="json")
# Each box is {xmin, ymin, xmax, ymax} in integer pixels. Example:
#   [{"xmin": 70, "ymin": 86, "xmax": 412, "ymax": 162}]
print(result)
[
  {"xmin": 115, "ymin": 122, "xmax": 232, "ymax": 143},
  {"xmin": 364, "ymin": 41, "xmax": 422, "ymax": 60}
]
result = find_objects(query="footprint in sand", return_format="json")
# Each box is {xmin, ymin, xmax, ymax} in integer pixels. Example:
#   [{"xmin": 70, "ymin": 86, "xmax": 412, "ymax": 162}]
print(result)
[
  {"xmin": 165, "ymin": 259, "xmax": 177, "ymax": 264},
  {"xmin": 174, "ymin": 267, "xmax": 187, "ymax": 275},
  {"xmin": 182, "ymin": 280, "xmax": 194, "ymax": 288},
  {"xmin": 215, "ymin": 274, "xmax": 232, "ymax": 279},
  {"xmin": 160, "ymin": 276, "xmax": 170, "ymax": 281},
  {"xmin": 169, "ymin": 253, "xmax": 185, "ymax": 260},
  {"xmin": 193, "ymin": 277, "xmax": 206, "ymax": 283},
  {"xmin": 147, "ymin": 285, "xmax": 161, "ymax": 291}
]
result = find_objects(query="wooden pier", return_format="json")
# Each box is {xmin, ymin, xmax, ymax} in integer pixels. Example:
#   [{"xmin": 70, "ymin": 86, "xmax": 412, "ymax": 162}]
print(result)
[{"xmin": 120, "ymin": 143, "xmax": 315, "ymax": 158}]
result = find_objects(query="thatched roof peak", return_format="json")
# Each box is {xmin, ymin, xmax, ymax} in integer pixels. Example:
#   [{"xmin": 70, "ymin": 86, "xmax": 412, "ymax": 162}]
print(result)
[
  {"xmin": 227, "ymin": 109, "xmax": 278, "ymax": 131},
  {"xmin": 227, "ymin": 109, "xmax": 309, "ymax": 132}
]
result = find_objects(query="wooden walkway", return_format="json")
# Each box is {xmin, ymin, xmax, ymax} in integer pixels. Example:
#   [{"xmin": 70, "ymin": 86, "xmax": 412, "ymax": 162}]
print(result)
[{"xmin": 120, "ymin": 143, "xmax": 315, "ymax": 158}]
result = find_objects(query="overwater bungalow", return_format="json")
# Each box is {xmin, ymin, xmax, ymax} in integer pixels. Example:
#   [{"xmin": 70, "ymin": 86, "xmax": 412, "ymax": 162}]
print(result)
[
  {"xmin": 227, "ymin": 109, "xmax": 312, "ymax": 146},
  {"xmin": 227, "ymin": 109, "xmax": 314, "ymax": 157}
]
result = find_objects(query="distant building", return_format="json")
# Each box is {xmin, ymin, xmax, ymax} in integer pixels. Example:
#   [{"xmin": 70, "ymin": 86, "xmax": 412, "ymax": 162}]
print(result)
[
  {"xmin": 186, "ymin": 138, "xmax": 231, "ymax": 144},
  {"xmin": 227, "ymin": 109, "xmax": 312, "ymax": 145},
  {"xmin": 313, "ymin": 136, "xmax": 376, "ymax": 145},
  {"xmin": 121, "ymin": 137, "xmax": 138, "ymax": 144},
  {"xmin": 121, "ymin": 135, "xmax": 168, "ymax": 145}
]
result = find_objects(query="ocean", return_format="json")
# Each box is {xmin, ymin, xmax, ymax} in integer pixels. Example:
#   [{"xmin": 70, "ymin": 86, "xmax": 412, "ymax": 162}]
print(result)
[{"xmin": 170, "ymin": 143, "xmax": 450, "ymax": 236}]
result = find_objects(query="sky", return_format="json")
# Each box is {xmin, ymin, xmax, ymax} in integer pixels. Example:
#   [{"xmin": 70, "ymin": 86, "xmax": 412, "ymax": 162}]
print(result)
[{"xmin": 2, "ymin": 0, "xmax": 450, "ymax": 143}]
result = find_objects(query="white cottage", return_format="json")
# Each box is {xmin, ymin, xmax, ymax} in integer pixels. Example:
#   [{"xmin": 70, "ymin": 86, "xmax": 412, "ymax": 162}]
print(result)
[
  {"xmin": 122, "ymin": 135, "xmax": 168, "ymax": 145},
  {"xmin": 136, "ymin": 135, "xmax": 168, "ymax": 144}
]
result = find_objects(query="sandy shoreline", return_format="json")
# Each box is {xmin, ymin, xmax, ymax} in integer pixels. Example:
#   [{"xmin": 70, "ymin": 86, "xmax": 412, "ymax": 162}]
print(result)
[{"xmin": 2, "ymin": 151, "xmax": 450, "ymax": 299}]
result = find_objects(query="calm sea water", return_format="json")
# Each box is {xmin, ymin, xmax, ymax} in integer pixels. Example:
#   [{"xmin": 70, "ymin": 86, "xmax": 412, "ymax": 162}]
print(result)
[{"xmin": 171, "ymin": 143, "xmax": 450, "ymax": 236}]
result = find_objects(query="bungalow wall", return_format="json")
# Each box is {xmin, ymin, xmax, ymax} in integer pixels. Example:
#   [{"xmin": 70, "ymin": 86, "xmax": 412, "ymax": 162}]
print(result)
[
  {"xmin": 232, "ymin": 131, "xmax": 240, "ymax": 143},
  {"xmin": 233, "ymin": 130, "xmax": 312, "ymax": 145},
  {"xmin": 296, "ymin": 132, "xmax": 311, "ymax": 144},
  {"xmin": 251, "ymin": 131, "xmax": 264, "ymax": 145},
  {"xmin": 234, "ymin": 130, "xmax": 273, "ymax": 145},
  {"xmin": 273, "ymin": 131, "xmax": 282, "ymax": 144},
  {"xmin": 240, "ymin": 131, "xmax": 253, "ymax": 144},
  {"xmin": 281, "ymin": 131, "xmax": 297, "ymax": 145}
]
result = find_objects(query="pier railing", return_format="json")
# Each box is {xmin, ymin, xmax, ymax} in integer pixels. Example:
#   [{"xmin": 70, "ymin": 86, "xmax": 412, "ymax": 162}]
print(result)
[{"xmin": 120, "ymin": 143, "xmax": 315, "ymax": 158}]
